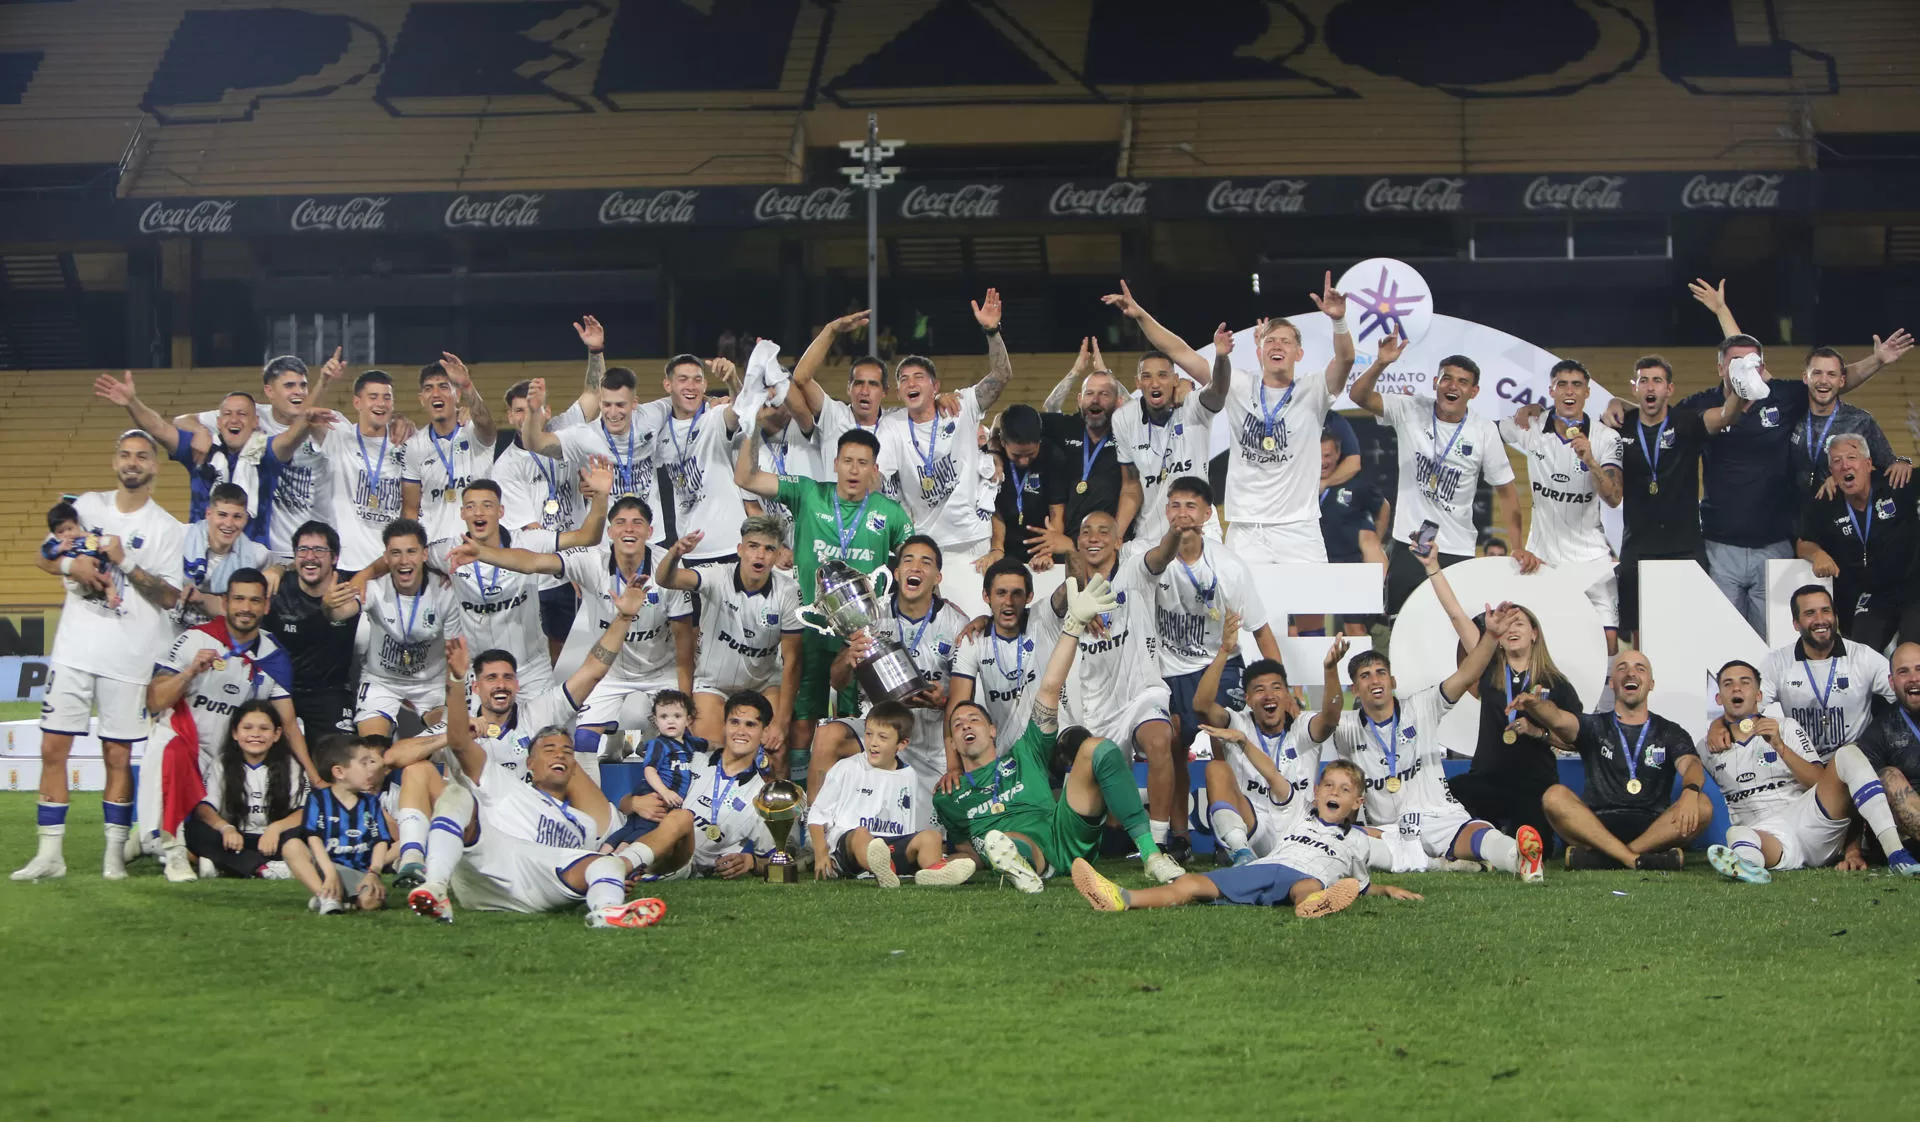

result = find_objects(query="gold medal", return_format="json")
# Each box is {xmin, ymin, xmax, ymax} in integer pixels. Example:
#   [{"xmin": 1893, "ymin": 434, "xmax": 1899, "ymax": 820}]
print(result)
[
  {"xmin": 485, "ymin": 723, "xmax": 501, "ymax": 739},
  {"xmin": 211, "ymin": 658, "xmax": 227, "ymax": 671},
  {"xmin": 1075, "ymin": 481, "xmax": 1088, "ymax": 495},
  {"xmin": 1648, "ymin": 481, "xmax": 1659, "ymax": 495},
  {"xmin": 1208, "ymin": 607, "xmax": 1222, "ymax": 621},
  {"xmin": 702, "ymin": 823, "xmax": 722, "ymax": 842},
  {"xmin": 920, "ymin": 477, "xmax": 936, "ymax": 497},
  {"xmin": 1385, "ymin": 776, "xmax": 1402, "ymax": 794},
  {"xmin": 1261, "ymin": 436, "xmax": 1277, "ymax": 452},
  {"xmin": 443, "ymin": 488, "xmax": 458, "ymax": 504},
  {"xmin": 989, "ymin": 801, "xmax": 1006, "ymax": 814},
  {"xmin": 1503, "ymin": 730, "xmax": 1517, "ymax": 745},
  {"xmin": 1737, "ymin": 717, "xmax": 1754, "ymax": 735},
  {"xmin": 544, "ymin": 499, "xmax": 561, "ymax": 515},
  {"xmin": 1626, "ymin": 778, "xmax": 1643, "ymax": 795},
  {"xmin": 83, "ymin": 534, "xmax": 100, "ymax": 552}
]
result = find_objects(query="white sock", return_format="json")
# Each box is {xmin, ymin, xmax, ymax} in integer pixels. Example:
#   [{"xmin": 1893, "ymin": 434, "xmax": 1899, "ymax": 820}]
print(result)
[
  {"xmin": 425, "ymin": 784, "xmax": 473, "ymax": 889},
  {"xmin": 1725, "ymin": 825, "xmax": 1768, "ymax": 869},
  {"xmin": 1477, "ymin": 830, "xmax": 1520, "ymax": 874},
  {"xmin": 1836, "ymin": 744, "xmax": 1905, "ymax": 856},
  {"xmin": 615, "ymin": 840, "xmax": 656, "ymax": 873},
  {"xmin": 102, "ymin": 826, "xmax": 129, "ymax": 876},
  {"xmin": 584, "ymin": 856, "xmax": 627, "ymax": 911},
  {"xmin": 1208, "ymin": 806, "xmax": 1250, "ymax": 853},
  {"xmin": 395, "ymin": 807, "xmax": 428, "ymax": 868},
  {"xmin": 1149, "ymin": 819, "xmax": 1170, "ymax": 845}
]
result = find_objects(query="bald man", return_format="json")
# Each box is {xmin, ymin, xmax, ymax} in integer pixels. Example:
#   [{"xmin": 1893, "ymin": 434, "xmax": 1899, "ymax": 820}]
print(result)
[{"xmin": 1832, "ymin": 641, "xmax": 1920, "ymax": 874}]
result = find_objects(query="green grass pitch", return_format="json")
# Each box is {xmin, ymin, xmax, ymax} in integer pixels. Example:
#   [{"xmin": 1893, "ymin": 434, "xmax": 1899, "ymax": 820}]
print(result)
[{"xmin": 0, "ymin": 791, "xmax": 1911, "ymax": 1120}]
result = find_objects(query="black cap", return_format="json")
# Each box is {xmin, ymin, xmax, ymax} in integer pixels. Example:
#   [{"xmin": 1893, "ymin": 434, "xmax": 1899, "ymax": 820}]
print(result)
[{"xmin": 1002, "ymin": 404, "xmax": 1042, "ymax": 444}]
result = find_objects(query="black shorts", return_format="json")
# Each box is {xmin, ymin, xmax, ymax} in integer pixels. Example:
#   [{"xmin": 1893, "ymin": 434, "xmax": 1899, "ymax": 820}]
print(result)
[
  {"xmin": 1593, "ymin": 806, "xmax": 1662, "ymax": 844},
  {"xmin": 1616, "ymin": 547, "xmax": 1703, "ymax": 636},
  {"xmin": 293, "ymin": 691, "xmax": 354, "ymax": 742},
  {"xmin": 834, "ymin": 831, "xmax": 915, "ymax": 874},
  {"xmin": 538, "ymin": 584, "xmax": 578, "ymax": 642},
  {"xmin": 1386, "ymin": 539, "xmax": 1470, "ymax": 616}
]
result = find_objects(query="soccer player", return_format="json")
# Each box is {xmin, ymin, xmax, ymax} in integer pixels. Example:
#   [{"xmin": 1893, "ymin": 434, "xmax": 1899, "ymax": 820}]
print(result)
[
  {"xmin": 265, "ymin": 521, "xmax": 364, "ymax": 740},
  {"xmin": 1072, "ymin": 761, "xmax": 1424, "ymax": 917},
  {"xmin": 628, "ymin": 354, "xmax": 749, "ymax": 562},
  {"xmin": 144, "ymin": 567, "xmax": 310, "ymax": 880},
  {"xmin": 655, "ymin": 519, "xmax": 803, "ymax": 753},
  {"xmin": 401, "ymin": 354, "xmax": 498, "ymax": 545},
  {"xmin": 875, "ymin": 289, "xmax": 1018, "ymax": 587},
  {"xmin": 285, "ymin": 736, "xmax": 394, "ymax": 914},
  {"xmin": 312, "ymin": 369, "xmax": 412, "ymax": 571},
  {"xmin": 1757, "ymin": 585, "xmax": 1893, "ymax": 762},
  {"xmin": 1347, "ymin": 340, "xmax": 1528, "ymax": 615},
  {"xmin": 1108, "ymin": 323, "xmax": 1230, "ymax": 544},
  {"xmin": 936, "ymin": 574, "xmax": 1185, "ymax": 890},
  {"xmin": 354, "ymin": 519, "xmax": 461, "ymax": 736},
  {"xmin": 1501, "ymin": 360, "xmax": 1624, "ymax": 648},
  {"xmin": 494, "ymin": 380, "xmax": 590, "ymax": 534},
  {"xmin": 1694, "ymin": 661, "xmax": 1852, "ymax": 882},
  {"xmin": 184, "ymin": 701, "xmax": 307, "ymax": 880},
  {"xmin": 610, "ymin": 692, "xmax": 780, "ymax": 883},
  {"xmin": 1832, "ymin": 643, "xmax": 1920, "ymax": 874},
  {"xmin": 174, "ymin": 482, "xmax": 276, "ymax": 629},
  {"xmin": 15, "ymin": 430, "xmax": 185, "ymax": 882},
  {"xmin": 806, "ymin": 701, "xmax": 970, "ymax": 887},
  {"xmin": 1796, "ymin": 434, "xmax": 1919, "ymax": 648},
  {"xmin": 947, "ymin": 559, "xmax": 1064, "ymax": 767},
  {"xmin": 1199, "ymin": 617, "xmax": 1347, "ymax": 865},
  {"xmin": 785, "ymin": 311, "xmax": 896, "ymax": 470},
  {"xmin": 743, "ymin": 397, "xmax": 821, "ymax": 555},
  {"xmin": 456, "ymin": 495, "xmax": 691, "ymax": 739},
  {"xmin": 1311, "ymin": 602, "xmax": 1546, "ymax": 880},
  {"xmin": 521, "ymin": 367, "xmax": 658, "ymax": 514},
  {"xmin": 1510, "ymin": 650, "xmax": 1711, "ymax": 870},
  {"xmin": 400, "ymin": 641, "xmax": 665, "ymax": 928},
  {"xmin": 1314, "ymin": 431, "xmax": 1390, "ymax": 636}
]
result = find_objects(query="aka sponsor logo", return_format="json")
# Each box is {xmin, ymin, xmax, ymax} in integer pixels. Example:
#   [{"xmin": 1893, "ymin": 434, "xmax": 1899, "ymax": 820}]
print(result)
[
  {"xmin": 1680, "ymin": 174, "xmax": 1783, "ymax": 210},
  {"xmin": 1522, "ymin": 175, "xmax": 1626, "ymax": 212},
  {"xmin": 1363, "ymin": 177, "xmax": 1465, "ymax": 214},
  {"xmin": 444, "ymin": 192, "xmax": 543, "ymax": 229},
  {"xmin": 290, "ymin": 196, "xmax": 388, "ymax": 232},
  {"xmin": 1205, "ymin": 179, "xmax": 1307, "ymax": 215},
  {"xmin": 752, "ymin": 186, "xmax": 854, "ymax": 223},
  {"xmin": 899, "ymin": 183, "xmax": 1001, "ymax": 220},
  {"xmin": 597, "ymin": 189, "xmax": 699, "ymax": 226},
  {"xmin": 1047, "ymin": 181, "xmax": 1150, "ymax": 218},
  {"xmin": 138, "ymin": 199, "xmax": 236, "ymax": 235}
]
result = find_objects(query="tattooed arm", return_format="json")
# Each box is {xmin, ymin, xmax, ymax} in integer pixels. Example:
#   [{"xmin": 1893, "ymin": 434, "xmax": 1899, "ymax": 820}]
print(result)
[{"xmin": 970, "ymin": 288, "xmax": 1016, "ymax": 411}]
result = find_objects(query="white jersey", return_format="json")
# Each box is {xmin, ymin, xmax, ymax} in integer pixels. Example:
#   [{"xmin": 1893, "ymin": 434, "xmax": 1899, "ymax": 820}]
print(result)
[
  {"xmin": 639, "ymin": 399, "xmax": 745, "ymax": 561},
  {"xmin": 402, "ymin": 422, "xmax": 497, "ymax": 545},
  {"xmin": 156, "ymin": 628, "xmax": 293, "ymax": 762},
  {"xmin": 176, "ymin": 523, "xmax": 273, "ymax": 629},
  {"xmin": 685, "ymin": 752, "xmax": 775, "ymax": 871},
  {"xmin": 1695, "ymin": 707, "xmax": 1817, "ymax": 824},
  {"xmin": 468, "ymin": 688, "xmax": 582, "ymax": 783},
  {"xmin": 557, "ymin": 419, "xmax": 658, "ymax": 510},
  {"xmin": 314, "ymin": 426, "xmax": 408, "ymax": 570},
  {"xmin": 1313, "ymin": 685, "xmax": 1457, "ymax": 827},
  {"xmin": 1223, "ymin": 372, "xmax": 1333, "ymax": 526},
  {"xmin": 755, "ymin": 421, "xmax": 823, "ymax": 545},
  {"xmin": 683, "ymin": 564, "xmax": 802, "ymax": 692},
  {"xmin": 878, "ymin": 387, "xmax": 992, "ymax": 548},
  {"xmin": 1498, "ymin": 412, "xmax": 1621, "ymax": 565},
  {"xmin": 1251, "ymin": 812, "xmax": 1372, "ymax": 891},
  {"xmin": 200, "ymin": 756, "xmax": 306, "ymax": 834},
  {"xmin": 494, "ymin": 440, "xmax": 586, "ymax": 534},
  {"xmin": 1223, "ymin": 710, "xmax": 1321, "ymax": 812},
  {"xmin": 887, "ymin": 595, "xmax": 973, "ymax": 773},
  {"xmin": 1125, "ymin": 539, "xmax": 1269, "ymax": 677},
  {"xmin": 950, "ymin": 608, "xmax": 1065, "ymax": 752},
  {"xmin": 430, "ymin": 531, "xmax": 557, "ymax": 692},
  {"xmin": 1760, "ymin": 638, "xmax": 1893, "ymax": 761},
  {"xmin": 360, "ymin": 576, "xmax": 459, "ymax": 685},
  {"xmin": 1069, "ymin": 561, "xmax": 1165, "ymax": 731},
  {"xmin": 1380, "ymin": 394, "xmax": 1515, "ymax": 556},
  {"xmin": 807, "ymin": 753, "xmax": 930, "ymax": 850},
  {"xmin": 202, "ymin": 405, "xmax": 328, "ymax": 558},
  {"xmin": 51, "ymin": 491, "xmax": 186, "ymax": 683},
  {"xmin": 809, "ymin": 398, "xmax": 893, "ymax": 484},
  {"xmin": 559, "ymin": 545, "xmax": 687, "ymax": 688},
  {"xmin": 470, "ymin": 757, "xmax": 604, "ymax": 848},
  {"xmin": 1114, "ymin": 393, "xmax": 1220, "ymax": 542}
]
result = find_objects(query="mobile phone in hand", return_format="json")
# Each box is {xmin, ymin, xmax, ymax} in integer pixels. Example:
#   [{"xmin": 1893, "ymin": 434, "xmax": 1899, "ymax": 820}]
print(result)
[{"xmin": 1411, "ymin": 520, "xmax": 1439, "ymax": 558}]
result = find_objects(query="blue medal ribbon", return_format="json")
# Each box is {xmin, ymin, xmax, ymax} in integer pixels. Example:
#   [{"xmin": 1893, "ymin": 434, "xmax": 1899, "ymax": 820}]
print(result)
[
  {"xmin": 1503, "ymin": 665, "xmax": 1531, "ymax": 710},
  {"xmin": 470, "ymin": 561, "xmax": 501, "ymax": 599},
  {"xmin": 1613, "ymin": 715, "xmax": 1651, "ymax": 791},
  {"xmin": 664, "ymin": 403, "xmax": 705, "ymax": 488},
  {"xmin": 354, "ymin": 428, "xmax": 390, "ymax": 508},
  {"xmin": 1010, "ymin": 463, "xmax": 1034, "ymax": 522},
  {"xmin": 1426, "ymin": 407, "xmax": 1467, "ymax": 489},
  {"xmin": 911, "ymin": 415, "xmax": 942, "ymax": 495},
  {"xmin": 1176, "ymin": 551, "xmax": 1217, "ymax": 611},
  {"xmin": 602, "ymin": 419, "xmax": 637, "ymax": 494},
  {"xmin": 1799, "ymin": 654, "xmax": 1838, "ymax": 713},
  {"xmin": 1364, "ymin": 706, "xmax": 1401, "ymax": 784},
  {"xmin": 987, "ymin": 629, "xmax": 1027, "ymax": 685},
  {"xmin": 1844, "ymin": 489, "xmax": 1874, "ymax": 549},
  {"xmin": 1637, "ymin": 414, "xmax": 1669, "ymax": 482},
  {"xmin": 831, "ymin": 492, "xmax": 872, "ymax": 558},
  {"xmin": 895, "ymin": 601, "xmax": 934, "ymax": 655},
  {"xmin": 427, "ymin": 421, "xmax": 463, "ymax": 498},
  {"xmin": 1079, "ymin": 432, "xmax": 1110, "ymax": 489},
  {"xmin": 1806, "ymin": 409, "xmax": 1838, "ymax": 471},
  {"xmin": 1259, "ymin": 381, "xmax": 1295, "ymax": 447},
  {"xmin": 707, "ymin": 762, "xmax": 743, "ymax": 835}
]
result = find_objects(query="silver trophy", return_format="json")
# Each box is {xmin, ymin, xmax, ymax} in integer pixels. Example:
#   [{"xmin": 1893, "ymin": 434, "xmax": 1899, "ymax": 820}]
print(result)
[{"xmin": 797, "ymin": 560, "xmax": 925, "ymax": 705}]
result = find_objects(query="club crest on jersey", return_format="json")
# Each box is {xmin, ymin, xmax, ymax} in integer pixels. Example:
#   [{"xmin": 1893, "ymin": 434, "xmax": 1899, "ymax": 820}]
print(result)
[
  {"xmin": 1173, "ymin": 423, "xmax": 1184, "ymax": 435},
  {"xmin": 1646, "ymin": 746, "xmax": 1666, "ymax": 765},
  {"xmin": 730, "ymin": 797, "xmax": 747, "ymax": 812},
  {"xmin": 944, "ymin": 421, "xmax": 956, "ymax": 435},
  {"xmin": 1760, "ymin": 406, "xmax": 1780, "ymax": 428},
  {"xmin": 1022, "ymin": 638, "xmax": 1035, "ymax": 651},
  {"xmin": 130, "ymin": 533, "xmax": 146, "ymax": 548},
  {"xmin": 1457, "ymin": 442, "xmax": 1473, "ymax": 457},
  {"xmin": 1335, "ymin": 489, "xmax": 1352, "ymax": 506},
  {"xmin": 763, "ymin": 610, "xmax": 779, "ymax": 627},
  {"xmin": 1875, "ymin": 497, "xmax": 1897, "ymax": 519},
  {"xmin": 937, "ymin": 640, "xmax": 951, "ymax": 656},
  {"xmin": 1761, "ymin": 749, "xmax": 1778, "ymax": 764},
  {"xmin": 1401, "ymin": 726, "xmax": 1417, "ymax": 740},
  {"xmin": 646, "ymin": 589, "xmax": 660, "ymax": 604},
  {"xmin": 1837, "ymin": 677, "xmax": 1850, "ymax": 689},
  {"xmin": 897, "ymin": 790, "xmax": 912, "ymax": 810},
  {"xmin": 866, "ymin": 513, "xmax": 886, "ymax": 533}
]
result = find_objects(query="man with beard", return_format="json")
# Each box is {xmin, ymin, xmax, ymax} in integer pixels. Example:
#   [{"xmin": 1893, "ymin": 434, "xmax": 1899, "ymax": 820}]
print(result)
[
  {"xmin": 1038, "ymin": 346, "xmax": 1142, "ymax": 542},
  {"xmin": 402, "ymin": 354, "xmax": 498, "ymax": 545},
  {"xmin": 946, "ymin": 559, "xmax": 1063, "ymax": 773},
  {"xmin": 1833, "ymin": 641, "xmax": 1920, "ymax": 874},
  {"xmin": 1757, "ymin": 585, "xmax": 1894, "ymax": 762},
  {"xmin": 1790, "ymin": 346, "xmax": 1909, "ymax": 492},
  {"xmin": 15, "ymin": 430, "xmax": 185, "ymax": 882},
  {"xmin": 1796, "ymin": 433, "xmax": 1920, "ymax": 649},
  {"xmin": 265, "ymin": 520, "xmax": 364, "ymax": 740}
]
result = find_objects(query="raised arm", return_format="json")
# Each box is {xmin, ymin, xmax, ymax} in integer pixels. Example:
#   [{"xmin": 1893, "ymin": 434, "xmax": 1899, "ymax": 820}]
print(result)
[
  {"xmin": 440, "ymin": 352, "xmax": 495, "ymax": 445},
  {"xmin": 1198, "ymin": 323, "xmax": 1234, "ymax": 413},
  {"xmin": 1045, "ymin": 340, "xmax": 1093, "ymax": 413},
  {"xmin": 1307, "ymin": 636, "xmax": 1351, "ymax": 743},
  {"xmin": 562, "ymin": 577, "xmax": 644, "ymax": 703},
  {"xmin": 1687, "ymin": 278, "xmax": 1742, "ymax": 340},
  {"xmin": 555, "ymin": 460, "xmax": 614, "ymax": 550},
  {"xmin": 442, "ymin": 639, "xmax": 485, "ymax": 782},
  {"xmin": 519, "ymin": 378, "xmax": 566, "ymax": 459},
  {"xmin": 1102, "ymin": 279, "xmax": 1211, "ymax": 385},
  {"xmin": 447, "ymin": 538, "xmax": 563, "ymax": 578},
  {"xmin": 1307, "ymin": 270, "xmax": 1356, "ymax": 396},
  {"xmin": 1192, "ymin": 612, "xmax": 1243, "ymax": 728},
  {"xmin": 1031, "ymin": 575, "xmax": 1119, "ymax": 732},
  {"xmin": 654, "ymin": 532, "xmax": 704, "ymax": 592},
  {"xmin": 1443, "ymin": 602, "xmax": 1516, "ymax": 705},
  {"xmin": 1416, "ymin": 547, "xmax": 1483, "ymax": 655},
  {"xmin": 1842, "ymin": 330, "xmax": 1913, "ymax": 393},
  {"xmin": 734, "ymin": 422, "xmax": 781, "ymax": 499},
  {"xmin": 970, "ymin": 288, "xmax": 1015, "ymax": 411},
  {"xmin": 787, "ymin": 311, "xmax": 869, "ymax": 428},
  {"xmin": 93, "ymin": 372, "xmax": 182, "ymax": 455},
  {"xmin": 1701, "ymin": 389, "xmax": 1752, "ymax": 433},
  {"xmin": 1345, "ymin": 333, "xmax": 1404, "ymax": 417},
  {"xmin": 572, "ymin": 315, "xmax": 606, "ymax": 422}
]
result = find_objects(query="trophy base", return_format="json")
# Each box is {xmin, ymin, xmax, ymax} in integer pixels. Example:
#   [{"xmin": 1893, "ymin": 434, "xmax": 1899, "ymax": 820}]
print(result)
[{"xmin": 765, "ymin": 858, "xmax": 798, "ymax": 885}]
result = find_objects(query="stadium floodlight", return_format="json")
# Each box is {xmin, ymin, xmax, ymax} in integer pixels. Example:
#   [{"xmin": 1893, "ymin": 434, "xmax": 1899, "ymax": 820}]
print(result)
[{"xmin": 840, "ymin": 114, "xmax": 904, "ymax": 360}]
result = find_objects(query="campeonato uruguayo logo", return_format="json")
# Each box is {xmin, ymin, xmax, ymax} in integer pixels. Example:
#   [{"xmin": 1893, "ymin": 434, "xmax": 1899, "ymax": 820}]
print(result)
[{"xmin": 1336, "ymin": 257, "xmax": 1433, "ymax": 348}]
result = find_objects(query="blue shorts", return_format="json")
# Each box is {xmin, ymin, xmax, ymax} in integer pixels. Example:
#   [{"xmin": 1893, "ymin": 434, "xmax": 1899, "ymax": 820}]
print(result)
[
  {"xmin": 539, "ymin": 584, "xmax": 578, "ymax": 642},
  {"xmin": 1165, "ymin": 657, "xmax": 1243, "ymax": 748},
  {"xmin": 1203, "ymin": 862, "xmax": 1315, "ymax": 907},
  {"xmin": 601, "ymin": 816, "xmax": 658, "ymax": 849}
]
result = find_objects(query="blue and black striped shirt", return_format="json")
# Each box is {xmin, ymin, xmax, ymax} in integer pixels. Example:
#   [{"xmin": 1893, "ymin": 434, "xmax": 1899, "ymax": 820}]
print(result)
[{"xmin": 303, "ymin": 788, "xmax": 391, "ymax": 871}]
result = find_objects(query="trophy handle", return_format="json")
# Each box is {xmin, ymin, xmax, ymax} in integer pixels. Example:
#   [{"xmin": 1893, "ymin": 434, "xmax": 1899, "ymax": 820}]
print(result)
[
  {"xmin": 797, "ymin": 603, "xmax": 837, "ymax": 637},
  {"xmin": 868, "ymin": 566, "xmax": 893, "ymax": 601}
]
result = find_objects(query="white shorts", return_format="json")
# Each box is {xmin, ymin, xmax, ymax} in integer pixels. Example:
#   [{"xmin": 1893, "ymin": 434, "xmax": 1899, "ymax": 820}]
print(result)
[
  {"xmin": 449, "ymin": 829, "xmax": 594, "ymax": 913},
  {"xmin": 1224, "ymin": 753, "xmax": 1308, "ymax": 856},
  {"xmin": 693, "ymin": 672, "xmax": 778, "ymax": 701},
  {"xmin": 1401, "ymin": 803, "xmax": 1477, "ymax": 859},
  {"xmin": 1584, "ymin": 570, "xmax": 1619, "ymax": 630},
  {"xmin": 1089, "ymin": 685, "xmax": 1172, "ymax": 752},
  {"xmin": 355, "ymin": 676, "xmax": 447, "ymax": 726},
  {"xmin": 1225, "ymin": 519, "xmax": 1326, "ymax": 564},
  {"xmin": 40, "ymin": 662, "xmax": 149, "ymax": 741},
  {"xmin": 937, "ymin": 538, "xmax": 992, "ymax": 621},
  {"xmin": 1750, "ymin": 787, "xmax": 1849, "ymax": 871},
  {"xmin": 578, "ymin": 676, "xmax": 676, "ymax": 732}
]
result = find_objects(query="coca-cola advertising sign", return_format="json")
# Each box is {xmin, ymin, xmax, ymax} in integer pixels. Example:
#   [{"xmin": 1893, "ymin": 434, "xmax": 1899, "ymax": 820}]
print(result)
[
  {"xmin": 1047, "ymin": 181, "xmax": 1150, "ymax": 217},
  {"xmin": 1205, "ymin": 179, "xmax": 1308, "ymax": 215},
  {"xmin": 899, "ymin": 183, "xmax": 1002, "ymax": 220},
  {"xmin": 597, "ymin": 189, "xmax": 698, "ymax": 226},
  {"xmin": 137, "ymin": 199, "xmax": 236, "ymax": 235},
  {"xmin": 1363, "ymin": 177, "xmax": 1466, "ymax": 213},
  {"xmin": 443, "ymin": 192, "xmax": 543, "ymax": 229},
  {"xmin": 1679, "ymin": 173, "xmax": 1783, "ymax": 210},
  {"xmin": 289, "ymin": 196, "xmax": 388, "ymax": 232},
  {"xmin": 1522, "ymin": 175, "xmax": 1626, "ymax": 212},
  {"xmin": 753, "ymin": 186, "xmax": 855, "ymax": 223}
]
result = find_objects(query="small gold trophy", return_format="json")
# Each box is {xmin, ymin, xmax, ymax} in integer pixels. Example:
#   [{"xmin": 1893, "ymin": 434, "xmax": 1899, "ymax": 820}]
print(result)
[{"xmin": 752, "ymin": 779, "xmax": 806, "ymax": 885}]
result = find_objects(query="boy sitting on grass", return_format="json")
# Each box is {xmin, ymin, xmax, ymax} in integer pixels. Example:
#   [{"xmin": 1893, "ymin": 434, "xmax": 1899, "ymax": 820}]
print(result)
[
  {"xmin": 285, "ymin": 736, "xmax": 394, "ymax": 914},
  {"xmin": 806, "ymin": 700, "xmax": 974, "ymax": 888},
  {"xmin": 1072, "ymin": 760, "xmax": 1424, "ymax": 919}
]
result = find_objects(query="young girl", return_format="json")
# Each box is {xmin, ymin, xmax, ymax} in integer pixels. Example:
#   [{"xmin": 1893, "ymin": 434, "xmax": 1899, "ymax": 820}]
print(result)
[{"xmin": 186, "ymin": 700, "xmax": 308, "ymax": 878}]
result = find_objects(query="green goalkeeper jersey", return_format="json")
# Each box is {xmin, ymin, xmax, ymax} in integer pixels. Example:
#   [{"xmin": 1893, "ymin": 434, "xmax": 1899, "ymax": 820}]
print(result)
[
  {"xmin": 775, "ymin": 476, "xmax": 911, "ymax": 603},
  {"xmin": 934, "ymin": 720, "xmax": 1058, "ymax": 843}
]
